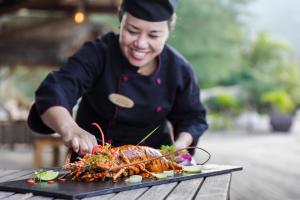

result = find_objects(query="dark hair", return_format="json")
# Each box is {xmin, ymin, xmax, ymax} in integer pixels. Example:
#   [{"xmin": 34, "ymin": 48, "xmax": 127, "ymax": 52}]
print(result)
[{"xmin": 118, "ymin": 4, "xmax": 177, "ymax": 31}]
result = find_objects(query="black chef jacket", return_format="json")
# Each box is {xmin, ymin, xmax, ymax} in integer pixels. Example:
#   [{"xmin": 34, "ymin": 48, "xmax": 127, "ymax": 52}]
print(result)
[{"xmin": 28, "ymin": 32, "xmax": 208, "ymax": 149}]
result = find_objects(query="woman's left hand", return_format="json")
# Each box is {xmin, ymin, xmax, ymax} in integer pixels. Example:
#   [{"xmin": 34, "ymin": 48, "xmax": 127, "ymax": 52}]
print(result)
[{"xmin": 174, "ymin": 132, "xmax": 193, "ymax": 149}]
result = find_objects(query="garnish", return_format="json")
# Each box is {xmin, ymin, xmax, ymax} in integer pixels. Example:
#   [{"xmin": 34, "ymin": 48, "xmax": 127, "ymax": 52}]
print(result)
[
  {"xmin": 35, "ymin": 170, "xmax": 59, "ymax": 181},
  {"xmin": 163, "ymin": 170, "xmax": 174, "ymax": 177},
  {"xmin": 26, "ymin": 178, "xmax": 36, "ymax": 185},
  {"xmin": 153, "ymin": 172, "xmax": 168, "ymax": 179},
  {"xmin": 160, "ymin": 145, "xmax": 192, "ymax": 165},
  {"xmin": 182, "ymin": 165, "xmax": 203, "ymax": 173},
  {"xmin": 136, "ymin": 126, "xmax": 160, "ymax": 146},
  {"xmin": 125, "ymin": 175, "xmax": 143, "ymax": 183}
]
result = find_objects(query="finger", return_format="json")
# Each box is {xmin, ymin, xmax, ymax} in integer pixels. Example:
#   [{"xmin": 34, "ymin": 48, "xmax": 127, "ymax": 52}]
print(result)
[
  {"xmin": 72, "ymin": 137, "xmax": 79, "ymax": 153},
  {"xmin": 91, "ymin": 135, "xmax": 98, "ymax": 146},
  {"xmin": 86, "ymin": 140, "xmax": 94, "ymax": 154},
  {"xmin": 79, "ymin": 141, "xmax": 89, "ymax": 156}
]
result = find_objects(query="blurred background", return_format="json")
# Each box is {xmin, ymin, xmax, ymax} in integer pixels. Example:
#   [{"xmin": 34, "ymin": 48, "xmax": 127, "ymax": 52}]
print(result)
[{"xmin": 0, "ymin": 0, "xmax": 299, "ymax": 199}]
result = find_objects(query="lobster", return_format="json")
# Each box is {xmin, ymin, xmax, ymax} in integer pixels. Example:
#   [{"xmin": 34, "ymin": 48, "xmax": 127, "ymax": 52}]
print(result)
[{"xmin": 63, "ymin": 123, "xmax": 210, "ymax": 182}]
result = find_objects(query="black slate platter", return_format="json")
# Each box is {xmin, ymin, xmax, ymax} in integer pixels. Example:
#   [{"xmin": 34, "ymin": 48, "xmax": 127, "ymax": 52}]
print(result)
[{"xmin": 0, "ymin": 165, "xmax": 242, "ymax": 199}]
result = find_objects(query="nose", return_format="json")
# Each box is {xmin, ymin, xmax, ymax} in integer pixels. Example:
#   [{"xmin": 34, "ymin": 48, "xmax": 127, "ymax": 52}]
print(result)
[{"xmin": 134, "ymin": 35, "xmax": 148, "ymax": 49}]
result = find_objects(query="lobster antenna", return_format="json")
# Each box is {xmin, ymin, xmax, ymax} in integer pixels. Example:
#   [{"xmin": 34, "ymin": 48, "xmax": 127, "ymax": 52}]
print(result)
[
  {"xmin": 136, "ymin": 126, "xmax": 160, "ymax": 146},
  {"xmin": 91, "ymin": 123, "xmax": 105, "ymax": 146}
]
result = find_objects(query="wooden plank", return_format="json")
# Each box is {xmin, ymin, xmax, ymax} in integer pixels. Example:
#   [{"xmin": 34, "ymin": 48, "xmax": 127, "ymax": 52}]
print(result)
[
  {"xmin": 82, "ymin": 193, "xmax": 116, "ymax": 200},
  {"xmin": 1, "ymin": 193, "xmax": 34, "ymax": 200},
  {"xmin": 0, "ymin": 169, "xmax": 22, "ymax": 199},
  {"xmin": 0, "ymin": 170, "xmax": 34, "ymax": 182},
  {"xmin": 0, "ymin": 169, "xmax": 19, "ymax": 178},
  {"xmin": 138, "ymin": 182, "xmax": 177, "ymax": 200},
  {"xmin": 109, "ymin": 187, "xmax": 149, "ymax": 200},
  {"xmin": 30, "ymin": 196, "xmax": 54, "ymax": 200},
  {"xmin": 194, "ymin": 173, "xmax": 231, "ymax": 200},
  {"xmin": 165, "ymin": 178, "xmax": 203, "ymax": 200},
  {"xmin": 201, "ymin": 134, "xmax": 300, "ymax": 200},
  {"xmin": 0, "ymin": 191, "xmax": 14, "ymax": 199}
]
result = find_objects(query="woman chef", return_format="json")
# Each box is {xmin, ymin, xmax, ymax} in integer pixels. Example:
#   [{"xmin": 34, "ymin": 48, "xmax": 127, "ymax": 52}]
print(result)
[{"xmin": 27, "ymin": 0, "xmax": 208, "ymax": 159}]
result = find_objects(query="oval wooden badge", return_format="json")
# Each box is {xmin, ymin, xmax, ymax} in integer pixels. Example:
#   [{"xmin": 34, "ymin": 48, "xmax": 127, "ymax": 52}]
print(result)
[{"xmin": 108, "ymin": 93, "xmax": 134, "ymax": 108}]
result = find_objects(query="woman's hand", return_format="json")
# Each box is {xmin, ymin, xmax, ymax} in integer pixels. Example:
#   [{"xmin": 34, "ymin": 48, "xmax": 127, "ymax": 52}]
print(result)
[
  {"xmin": 174, "ymin": 132, "xmax": 193, "ymax": 149},
  {"xmin": 41, "ymin": 106, "xmax": 97, "ymax": 156},
  {"xmin": 60, "ymin": 123, "xmax": 97, "ymax": 156}
]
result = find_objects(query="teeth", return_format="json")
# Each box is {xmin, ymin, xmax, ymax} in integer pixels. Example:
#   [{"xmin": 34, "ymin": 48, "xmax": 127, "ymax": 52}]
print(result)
[{"xmin": 132, "ymin": 50, "xmax": 146, "ymax": 59}]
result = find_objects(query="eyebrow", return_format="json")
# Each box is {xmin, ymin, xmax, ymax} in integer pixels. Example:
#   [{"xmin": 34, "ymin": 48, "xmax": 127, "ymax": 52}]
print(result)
[{"xmin": 127, "ymin": 23, "xmax": 163, "ymax": 34}]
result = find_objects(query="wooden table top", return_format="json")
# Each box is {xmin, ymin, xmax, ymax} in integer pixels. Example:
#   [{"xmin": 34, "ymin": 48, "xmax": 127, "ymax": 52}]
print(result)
[{"xmin": 0, "ymin": 164, "xmax": 242, "ymax": 200}]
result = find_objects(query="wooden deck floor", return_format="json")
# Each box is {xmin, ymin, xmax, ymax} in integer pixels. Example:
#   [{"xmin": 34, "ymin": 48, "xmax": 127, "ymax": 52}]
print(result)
[{"xmin": 196, "ymin": 131, "xmax": 300, "ymax": 200}]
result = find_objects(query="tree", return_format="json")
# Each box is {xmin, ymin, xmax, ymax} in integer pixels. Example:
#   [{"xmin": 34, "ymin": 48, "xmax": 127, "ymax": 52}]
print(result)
[
  {"xmin": 239, "ymin": 33, "xmax": 300, "ymax": 112},
  {"xmin": 169, "ymin": 0, "xmax": 249, "ymax": 87}
]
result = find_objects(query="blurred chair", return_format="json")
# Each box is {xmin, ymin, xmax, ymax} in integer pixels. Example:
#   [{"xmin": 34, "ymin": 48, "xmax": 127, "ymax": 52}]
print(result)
[
  {"xmin": 34, "ymin": 134, "xmax": 64, "ymax": 167},
  {"xmin": 0, "ymin": 119, "xmax": 34, "ymax": 149}
]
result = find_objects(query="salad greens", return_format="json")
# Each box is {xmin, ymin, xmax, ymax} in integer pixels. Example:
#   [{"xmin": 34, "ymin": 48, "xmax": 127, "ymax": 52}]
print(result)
[{"xmin": 160, "ymin": 145, "xmax": 193, "ymax": 166}]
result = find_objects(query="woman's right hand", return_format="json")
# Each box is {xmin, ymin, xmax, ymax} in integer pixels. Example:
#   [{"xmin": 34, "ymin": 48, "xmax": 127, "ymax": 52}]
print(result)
[
  {"xmin": 41, "ymin": 106, "xmax": 97, "ymax": 156},
  {"xmin": 60, "ymin": 124, "xmax": 97, "ymax": 156}
]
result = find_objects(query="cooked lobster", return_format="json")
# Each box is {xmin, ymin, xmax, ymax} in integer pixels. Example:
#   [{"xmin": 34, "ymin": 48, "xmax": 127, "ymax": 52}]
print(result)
[
  {"xmin": 63, "ymin": 123, "xmax": 210, "ymax": 182},
  {"xmin": 64, "ymin": 144, "xmax": 183, "ymax": 181}
]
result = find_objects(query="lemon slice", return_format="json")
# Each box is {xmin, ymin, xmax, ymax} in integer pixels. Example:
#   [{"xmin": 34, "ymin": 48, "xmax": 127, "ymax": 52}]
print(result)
[
  {"xmin": 182, "ymin": 165, "xmax": 202, "ymax": 173},
  {"xmin": 36, "ymin": 170, "xmax": 59, "ymax": 181}
]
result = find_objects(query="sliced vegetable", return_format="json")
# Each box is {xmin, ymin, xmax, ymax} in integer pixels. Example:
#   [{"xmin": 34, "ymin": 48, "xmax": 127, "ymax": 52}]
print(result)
[
  {"xmin": 182, "ymin": 165, "xmax": 202, "ymax": 173},
  {"xmin": 58, "ymin": 177, "xmax": 66, "ymax": 182},
  {"xmin": 125, "ymin": 175, "xmax": 142, "ymax": 183},
  {"xmin": 47, "ymin": 180, "xmax": 55, "ymax": 184},
  {"xmin": 163, "ymin": 170, "xmax": 174, "ymax": 177},
  {"xmin": 26, "ymin": 179, "xmax": 36, "ymax": 185},
  {"xmin": 153, "ymin": 172, "xmax": 168, "ymax": 179},
  {"xmin": 35, "ymin": 170, "xmax": 59, "ymax": 181}
]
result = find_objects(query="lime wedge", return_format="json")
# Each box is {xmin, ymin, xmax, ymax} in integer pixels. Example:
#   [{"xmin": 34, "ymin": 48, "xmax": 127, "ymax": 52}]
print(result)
[
  {"xmin": 182, "ymin": 165, "xmax": 202, "ymax": 173},
  {"xmin": 36, "ymin": 170, "xmax": 59, "ymax": 181}
]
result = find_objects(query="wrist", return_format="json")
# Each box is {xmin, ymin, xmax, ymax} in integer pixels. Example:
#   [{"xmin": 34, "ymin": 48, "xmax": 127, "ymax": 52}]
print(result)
[{"xmin": 57, "ymin": 120, "xmax": 78, "ymax": 139}]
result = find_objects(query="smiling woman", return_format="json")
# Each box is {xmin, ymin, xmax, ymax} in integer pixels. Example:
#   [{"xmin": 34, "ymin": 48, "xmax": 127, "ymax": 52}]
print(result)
[
  {"xmin": 27, "ymin": 0, "xmax": 208, "ymax": 162},
  {"xmin": 119, "ymin": 13, "xmax": 169, "ymax": 75}
]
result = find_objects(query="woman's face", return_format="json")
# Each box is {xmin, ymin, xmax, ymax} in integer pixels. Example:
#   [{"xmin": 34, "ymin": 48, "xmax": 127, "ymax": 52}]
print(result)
[{"xmin": 119, "ymin": 12, "xmax": 169, "ymax": 69}]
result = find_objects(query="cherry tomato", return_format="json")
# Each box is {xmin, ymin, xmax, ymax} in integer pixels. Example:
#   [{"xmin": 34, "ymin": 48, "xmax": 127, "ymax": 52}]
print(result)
[
  {"xmin": 47, "ymin": 180, "xmax": 55, "ymax": 184},
  {"xmin": 26, "ymin": 179, "xmax": 36, "ymax": 185},
  {"xmin": 58, "ymin": 177, "xmax": 66, "ymax": 182}
]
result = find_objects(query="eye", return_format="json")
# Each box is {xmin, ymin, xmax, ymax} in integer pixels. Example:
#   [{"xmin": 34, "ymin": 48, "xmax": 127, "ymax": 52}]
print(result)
[
  {"xmin": 149, "ymin": 35, "xmax": 159, "ymax": 39},
  {"xmin": 127, "ymin": 29, "xmax": 138, "ymax": 35}
]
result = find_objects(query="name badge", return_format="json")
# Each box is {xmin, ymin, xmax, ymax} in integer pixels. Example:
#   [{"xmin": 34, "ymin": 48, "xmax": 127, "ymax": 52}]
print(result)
[{"xmin": 108, "ymin": 93, "xmax": 134, "ymax": 108}]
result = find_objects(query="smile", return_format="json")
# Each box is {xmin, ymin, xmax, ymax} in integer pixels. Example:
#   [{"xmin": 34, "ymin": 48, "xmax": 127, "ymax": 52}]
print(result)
[{"xmin": 130, "ymin": 49, "xmax": 148, "ymax": 60}]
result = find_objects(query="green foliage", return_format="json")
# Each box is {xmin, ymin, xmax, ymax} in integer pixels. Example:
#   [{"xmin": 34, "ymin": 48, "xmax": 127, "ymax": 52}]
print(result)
[
  {"xmin": 88, "ymin": 14, "xmax": 119, "ymax": 31},
  {"xmin": 169, "ymin": 0, "xmax": 248, "ymax": 87},
  {"xmin": 2, "ymin": 66, "xmax": 53, "ymax": 100},
  {"xmin": 204, "ymin": 93, "xmax": 244, "ymax": 115},
  {"xmin": 208, "ymin": 113, "xmax": 234, "ymax": 131},
  {"xmin": 228, "ymin": 33, "xmax": 300, "ymax": 113},
  {"xmin": 261, "ymin": 91, "xmax": 295, "ymax": 114}
]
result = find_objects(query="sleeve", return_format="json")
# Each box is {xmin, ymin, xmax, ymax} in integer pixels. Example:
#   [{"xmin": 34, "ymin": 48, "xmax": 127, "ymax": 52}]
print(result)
[
  {"xmin": 27, "ymin": 41, "xmax": 104, "ymax": 134},
  {"xmin": 167, "ymin": 65, "xmax": 208, "ymax": 146}
]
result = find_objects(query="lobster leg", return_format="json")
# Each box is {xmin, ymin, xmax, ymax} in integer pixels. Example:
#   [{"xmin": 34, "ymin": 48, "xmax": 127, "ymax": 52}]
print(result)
[{"xmin": 112, "ymin": 168, "xmax": 126, "ymax": 181}]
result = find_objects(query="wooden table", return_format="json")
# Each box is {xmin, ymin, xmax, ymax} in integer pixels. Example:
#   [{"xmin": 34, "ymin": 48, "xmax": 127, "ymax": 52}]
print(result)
[{"xmin": 0, "ymin": 165, "xmax": 242, "ymax": 200}]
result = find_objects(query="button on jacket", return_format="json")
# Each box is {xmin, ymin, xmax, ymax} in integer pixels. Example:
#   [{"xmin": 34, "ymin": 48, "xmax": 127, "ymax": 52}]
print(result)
[{"xmin": 28, "ymin": 32, "xmax": 208, "ymax": 149}]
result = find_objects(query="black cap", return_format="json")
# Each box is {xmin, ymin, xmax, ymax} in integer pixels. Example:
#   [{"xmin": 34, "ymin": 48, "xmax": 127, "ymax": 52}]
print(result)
[{"xmin": 121, "ymin": 0, "xmax": 177, "ymax": 22}]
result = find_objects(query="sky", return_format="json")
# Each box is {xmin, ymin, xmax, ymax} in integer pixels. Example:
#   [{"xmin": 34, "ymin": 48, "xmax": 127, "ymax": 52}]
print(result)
[{"xmin": 246, "ymin": 0, "xmax": 300, "ymax": 58}]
